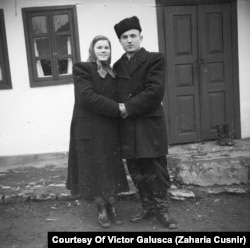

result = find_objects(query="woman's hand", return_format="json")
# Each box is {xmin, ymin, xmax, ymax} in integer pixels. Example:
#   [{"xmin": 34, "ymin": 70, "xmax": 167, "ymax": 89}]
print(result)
[{"xmin": 119, "ymin": 103, "xmax": 128, "ymax": 119}]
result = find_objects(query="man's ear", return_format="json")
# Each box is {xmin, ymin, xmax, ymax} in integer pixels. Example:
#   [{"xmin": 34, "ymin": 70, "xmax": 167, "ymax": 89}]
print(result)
[{"xmin": 140, "ymin": 35, "xmax": 143, "ymax": 42}]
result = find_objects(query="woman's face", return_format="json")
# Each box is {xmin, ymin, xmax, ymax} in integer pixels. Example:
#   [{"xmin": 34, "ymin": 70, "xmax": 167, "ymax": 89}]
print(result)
[{"xmin": 94, "ymin": 39, "xmax": 111, "ymax": 62}]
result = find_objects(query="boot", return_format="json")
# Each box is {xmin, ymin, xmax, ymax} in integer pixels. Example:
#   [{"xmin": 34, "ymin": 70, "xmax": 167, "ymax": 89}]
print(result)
[
  {"xmin": 96, "ymin": 204, "xmax": 111, "ymax": 228},
  {"xmin": 216, "ymin": 124, "xmax": 226, "ymax": 146},
  {"xmin": 129, "ymin": 195, "xmax": 155, "ymax": 223},
  {"xmin": 224, "ymin": 124, "xmax": 235, "ymax": 146},
  {"xmin": 153, "ymin": 193, "xmax": 178, "ymax": 229},
  {"xmin": 156, "ymin": 211, "xmax": 178, "ymax": 229},
  {"xmin": 129, "ymin": 207, "xmax": 155, "ymax": 223},
  {"xmin": 106, "ymin": 197, "xmax": 123, "ymax": 225}
]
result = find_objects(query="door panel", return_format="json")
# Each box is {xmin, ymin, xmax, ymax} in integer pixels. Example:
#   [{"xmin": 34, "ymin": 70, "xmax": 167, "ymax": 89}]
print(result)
[
  {"xmin": 198, "ymin": 4, "xmax": 233, "ymax": 140},
  {"xmin": 163, "ymin": 3, "xmax": 233, "ymax": 144},
  {"xmin": 164, "ymin": 6, "xmax": 201, "ymax": 144}
]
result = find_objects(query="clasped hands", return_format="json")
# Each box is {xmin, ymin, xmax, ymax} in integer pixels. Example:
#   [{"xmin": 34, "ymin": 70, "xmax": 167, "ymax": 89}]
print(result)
[{"xmin": 119, "ymin": 103, "xmax": 128, "ymax": 119}]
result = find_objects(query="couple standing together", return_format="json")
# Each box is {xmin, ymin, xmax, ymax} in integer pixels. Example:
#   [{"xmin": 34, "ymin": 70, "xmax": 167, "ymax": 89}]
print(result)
[{"xmin": 66, "ymin": 16, "xmax": 178, "ymax": 229}]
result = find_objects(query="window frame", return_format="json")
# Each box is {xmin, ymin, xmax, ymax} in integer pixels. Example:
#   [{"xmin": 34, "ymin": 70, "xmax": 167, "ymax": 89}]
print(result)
[
  {"xmin": 22, "ymin": 5, "xmax": 80, "ymax": 87},
  {"xmin": 0, "ymin": 9, "xmax": 12, "ymax": 90}
]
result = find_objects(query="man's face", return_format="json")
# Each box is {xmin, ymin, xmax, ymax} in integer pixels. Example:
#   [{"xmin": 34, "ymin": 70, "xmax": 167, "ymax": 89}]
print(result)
[{"xmin": 119, "ymin": 29, "xmax": 142, "ymax": 55}]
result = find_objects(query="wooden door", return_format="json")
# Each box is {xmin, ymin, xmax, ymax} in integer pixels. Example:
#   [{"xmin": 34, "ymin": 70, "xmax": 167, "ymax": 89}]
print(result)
[
  {"xmin": 163, "ymin": 3, "xmax": 234, "ymax": 144},
  {"xmin": 164, "ymin": 6, "xmax": 201, "ymax": 144},
  {"xmin": 198, "ymin": 4, "xmax": 234, "ymax": 140}
]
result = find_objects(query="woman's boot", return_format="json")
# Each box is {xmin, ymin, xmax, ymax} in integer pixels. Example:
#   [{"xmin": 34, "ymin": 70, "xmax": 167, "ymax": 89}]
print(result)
[
  {"xmin": 95, "ymin": 197, "xmax": 111, "ymax": 228},
  {"xmin": 106, "ymin": 197, "xmax": 123, "ymax": 225},
  {"xmin": 216, "ymin": 124, "xmax": 226, "ymax": 146}
]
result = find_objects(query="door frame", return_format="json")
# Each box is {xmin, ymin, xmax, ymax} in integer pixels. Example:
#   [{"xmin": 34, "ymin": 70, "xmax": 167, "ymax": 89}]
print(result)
[{"xmin": 156, "ymin": 0, "xmax": 241, "ymax": 142}]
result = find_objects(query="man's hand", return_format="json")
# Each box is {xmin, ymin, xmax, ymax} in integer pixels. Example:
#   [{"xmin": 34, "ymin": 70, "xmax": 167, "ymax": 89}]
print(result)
[{"xmin": 119, "ymin": 103, "xmax": 128, "ymax": 119}]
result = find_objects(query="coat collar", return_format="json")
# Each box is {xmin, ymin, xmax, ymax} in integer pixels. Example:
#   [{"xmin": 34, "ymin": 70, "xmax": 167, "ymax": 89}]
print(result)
[
  {"xmin": 132, "ymin": 47, "xmax": 148, "ymax": 63},
  {"xmin": 114, "ymin": 48, "xmax": 148, "ymax": 79}
]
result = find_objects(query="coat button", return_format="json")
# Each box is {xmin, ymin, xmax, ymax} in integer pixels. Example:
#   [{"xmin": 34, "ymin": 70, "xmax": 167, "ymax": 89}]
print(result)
[{"xmin": 128, "ymin": 93, "xmax": 132, "ymax": 99}]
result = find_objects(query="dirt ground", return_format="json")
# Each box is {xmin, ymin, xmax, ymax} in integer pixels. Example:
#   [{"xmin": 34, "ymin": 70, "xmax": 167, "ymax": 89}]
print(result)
[
  {"xmin": 0, "ymin": 193, "xmax": 250, "ymax": 248},
  {"xmin": 0, "ymin": 164, "xmax": 250, "ymax": 248}
]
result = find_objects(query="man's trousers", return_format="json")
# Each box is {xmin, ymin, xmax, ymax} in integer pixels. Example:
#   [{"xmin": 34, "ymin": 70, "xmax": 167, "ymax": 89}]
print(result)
[{"xmin": 126, "ymin": 156, "xmax": 171, "ymax": 213}]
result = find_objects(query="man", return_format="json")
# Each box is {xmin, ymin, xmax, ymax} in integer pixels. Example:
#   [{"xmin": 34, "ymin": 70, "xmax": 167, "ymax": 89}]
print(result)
[{"xmin": 113, "ymin": 16, "xmax": 178, "ymax": 229}]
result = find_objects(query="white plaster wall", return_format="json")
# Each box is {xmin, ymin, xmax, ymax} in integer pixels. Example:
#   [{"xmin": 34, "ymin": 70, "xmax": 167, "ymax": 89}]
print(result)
[
  {"xmin": 0, "ymin": 0, "xmax": 157, "ymax": 156},
  {"xmin": 237, "ymin": 0, "xmax": 250, "ymax": 138}
]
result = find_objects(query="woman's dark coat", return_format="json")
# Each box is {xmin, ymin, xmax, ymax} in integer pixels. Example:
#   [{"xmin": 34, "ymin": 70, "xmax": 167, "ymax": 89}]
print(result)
[
  {"xmin": 67, "ymin": 62, "xmax": 129, "ymax": 198},
  {"xmin": 113, "ymin": 48, "xmax": 168, "ymax": 159}
]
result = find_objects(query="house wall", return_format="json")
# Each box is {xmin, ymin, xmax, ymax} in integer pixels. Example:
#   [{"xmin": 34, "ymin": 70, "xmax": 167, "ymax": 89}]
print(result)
[
  {"xmin": 0, "ymin": 0, "xmax": 158, "ymax": 156},
  {"xmin": 237, "ymin": 0, "xmax": 250, "ymax": 138}
]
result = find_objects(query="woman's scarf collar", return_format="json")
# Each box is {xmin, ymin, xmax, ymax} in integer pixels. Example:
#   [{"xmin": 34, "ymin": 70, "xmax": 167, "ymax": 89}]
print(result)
[{"xmin": 87, "ymin": 35, "xmax": 116, "ymax": 79}]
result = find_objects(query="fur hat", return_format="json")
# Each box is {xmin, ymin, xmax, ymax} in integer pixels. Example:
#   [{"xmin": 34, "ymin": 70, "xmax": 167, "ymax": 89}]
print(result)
[{"xmin": 114, "ymin": 16, "xmax": 142, "ymax": 39}]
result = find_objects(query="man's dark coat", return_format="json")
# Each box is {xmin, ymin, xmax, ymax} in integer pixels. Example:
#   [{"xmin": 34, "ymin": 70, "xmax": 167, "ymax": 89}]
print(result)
[{"xmin": 113, "ymin": 48, "xmax": 168, "ymax": 159}]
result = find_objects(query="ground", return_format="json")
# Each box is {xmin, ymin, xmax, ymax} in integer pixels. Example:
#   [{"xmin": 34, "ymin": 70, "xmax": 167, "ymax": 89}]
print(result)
[
  {"xmin": 1, "ymin": 192, "xmax": 250, "ymax": 247},
  {"xmin": 0, "ymin": 165, "xmax": 250, "ymax": 248}
]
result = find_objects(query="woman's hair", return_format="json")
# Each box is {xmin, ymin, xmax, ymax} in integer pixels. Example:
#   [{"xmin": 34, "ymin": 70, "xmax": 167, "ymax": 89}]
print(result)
[{"xmin": 92, "ymin": 35, "xmax": 111, "ymax": 49}]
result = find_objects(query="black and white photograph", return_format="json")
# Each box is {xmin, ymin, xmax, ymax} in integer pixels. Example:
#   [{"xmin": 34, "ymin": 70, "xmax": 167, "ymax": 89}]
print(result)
[{"xmin": 0, "ymin": 0, "xmax": 250, "ymax": 247}]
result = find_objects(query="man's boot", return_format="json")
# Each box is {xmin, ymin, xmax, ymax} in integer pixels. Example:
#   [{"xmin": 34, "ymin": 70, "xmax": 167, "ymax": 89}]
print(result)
[
  {"xmin": 153, "ymin": 193, "xmax": 178, "ymax": 229},
  {"xmin": 224, "ymin": 123, "xmax": 235, "ymax": 146},
  {"xmin": 129, "ymin": 195, "xmax": 155, "ymax": 223},
  {"xmin": 216, "ymin": 124, "xmax": 227, "ymax": 146}
]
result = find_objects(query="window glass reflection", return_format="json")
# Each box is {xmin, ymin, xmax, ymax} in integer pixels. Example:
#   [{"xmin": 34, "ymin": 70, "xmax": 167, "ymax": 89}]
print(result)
[
  {"xmin": 54, "ymin": 15, "xmax": 69, "ymax": 32},
  {"xmin": 56, "ymin": 36, "xmax": 71, "ymax": 55},
  {"xmin": 34, "ymin": 37, "xmax": 50, "ymax": 57},
  {"xmin": 58, "ymin": 58, "xmax": 72, "ymax": 75},
  {"xmin": 32, "ymin": 16, "xmax": 47, "ymax": 34},
  {"xmin": 36, "ymin": 59, "xmax": 52, "ymax": 78}
]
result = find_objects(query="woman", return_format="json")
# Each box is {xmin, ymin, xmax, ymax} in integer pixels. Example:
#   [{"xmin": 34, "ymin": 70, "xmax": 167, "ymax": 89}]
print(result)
[{"xmin": 67, "ymin": 35, "xmax": 129, "ymax": 228}]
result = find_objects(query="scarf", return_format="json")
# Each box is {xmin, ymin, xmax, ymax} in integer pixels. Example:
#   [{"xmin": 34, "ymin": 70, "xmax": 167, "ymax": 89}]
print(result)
[{"xmin": 87, "ymin": 35, "xmax": 116, "ymax": 79}]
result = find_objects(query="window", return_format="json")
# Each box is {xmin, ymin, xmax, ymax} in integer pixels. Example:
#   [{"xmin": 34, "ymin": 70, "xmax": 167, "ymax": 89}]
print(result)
[
  {"xmin": 0, "ymin": 10, "xmax": 12, "ymax": 89},
  {"xmin": 22, "ymin": 6, "xmax": 80, "ymax": 87}
]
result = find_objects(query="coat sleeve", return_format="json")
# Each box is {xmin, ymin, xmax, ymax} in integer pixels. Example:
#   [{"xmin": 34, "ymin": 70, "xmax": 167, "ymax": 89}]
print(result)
[
  {"xmin": 73, "ymin": 62, "xmax": 120, "ymax": 117},
  {"xmin": 125, "ymin": 53, "xmax": 165, "ymax": 117}
]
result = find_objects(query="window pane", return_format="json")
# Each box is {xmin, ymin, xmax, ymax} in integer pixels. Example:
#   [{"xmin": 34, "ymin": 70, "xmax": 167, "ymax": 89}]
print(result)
[
  {"xmin": 36, "ymin": 59, "xmax": 52, "ymax": 77},
  {"xmin": 32, "ymin": 16, "xmax": 47, "ymax": 34},
  {"xmin": 56, "ymin": 36, "xmax": 71, "ymax": 56},
  {"xmin": 34, "ymin": 37, "xmax": 50, "ymax": 57},
  {"xmin": 58, "ymin": 58, "xmax": 72, "ymax": 75},
  {"xmin": 54, "ymin": 14, "xmax": 69, "ymax": 32}
]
